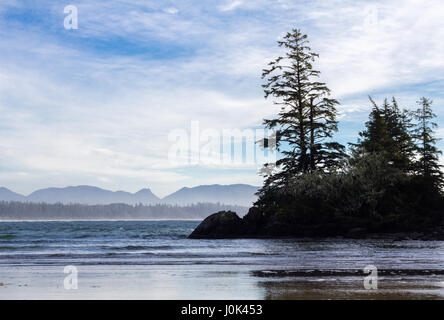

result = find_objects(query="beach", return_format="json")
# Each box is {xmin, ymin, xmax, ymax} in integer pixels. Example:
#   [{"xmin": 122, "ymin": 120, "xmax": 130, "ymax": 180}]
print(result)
[{"xmin": 0, "ymin": 220, "xmax": 443, "ymax": 299}]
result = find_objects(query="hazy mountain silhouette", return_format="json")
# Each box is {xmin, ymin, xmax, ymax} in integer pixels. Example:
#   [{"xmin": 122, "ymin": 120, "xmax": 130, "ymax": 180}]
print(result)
[
  {"xmin": 162, "ymin": 184, "xmax": 259, "ymax": 207},
  {"xmin": 0, "ymin": 184, "xmax": 259, "ymax": 206},
  {"xmin": 25, "ymin": 186, "xmax": 159, "ymax": 205},
  {"xmin": 7, "ymin": 186, "xmax": 159, "ymax": 204},
  {"xmin": 0, "ymin": 187, "xmax": 26, "ymax": 202}
]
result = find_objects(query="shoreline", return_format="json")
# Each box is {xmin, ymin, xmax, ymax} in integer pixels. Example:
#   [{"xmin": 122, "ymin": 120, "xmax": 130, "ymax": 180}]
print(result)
[
  {"xmin": 188, "ymin": 211, "xmax": 444, "ymax": 240},
  {"xmin": 1, "ymin": 264, "xmax": 443, "ymax": 300},
  {"xmin": 188, "ymin": 232, "xmax": 444, "ymax": 241},
  {"xmin": 0, "ymin": 218, "xmax": 203, "ymax": 223}
]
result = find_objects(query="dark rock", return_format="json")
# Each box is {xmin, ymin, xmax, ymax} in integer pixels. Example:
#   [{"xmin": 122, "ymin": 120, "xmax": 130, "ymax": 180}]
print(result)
[
  {"xmin": 311, "ymin": 223, "xmax": 341, "ymax": 237},
  {"xmin": 188, "ymin": 211, "xmax": 247, "ymax": 239},
  {"xmin": 243, "ymin": 206, "xmax": 268, "ymax": 234},
  {"xmin": 188, "ymin": 208, "xmax": 444, "ymax": 240},
  {"xmin": 346, "ymin": 227, "xmax": 367, "ymax": 238},
  {"xmin": 409, "ymin": 232, "xmax": 422, "ymax": 239}
]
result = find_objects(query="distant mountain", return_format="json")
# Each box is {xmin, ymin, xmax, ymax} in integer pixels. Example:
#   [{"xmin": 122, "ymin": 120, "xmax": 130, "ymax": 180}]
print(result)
[
  {"xmin": 162, "ymin": 184, "xmax": 259, "ymax": 207},
  {"xmin": 0, "ymin": 184, "xmax": 259, "ymax": 207},
  {"xmin": 0, "ymin": 187, "xmax": 26, "ymax": 202},
  {"xmin": 26, "ymin": 185, "xmax": 159, "ymax": 205}
]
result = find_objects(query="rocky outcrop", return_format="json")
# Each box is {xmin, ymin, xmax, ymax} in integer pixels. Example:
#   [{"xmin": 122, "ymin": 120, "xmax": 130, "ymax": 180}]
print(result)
[
  {"xmin": 188, "ymin": 211, "xmax": 248, "ymax": 239},
  {"xmin": 189, "ymin": 208, "xmax": 444, "ymax": 240}
]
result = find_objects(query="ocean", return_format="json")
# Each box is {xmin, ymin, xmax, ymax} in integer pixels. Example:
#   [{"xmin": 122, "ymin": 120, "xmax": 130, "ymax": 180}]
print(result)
[{"xmin": 0, "ymin": 220, "xmax": 443, "ymax": 299}]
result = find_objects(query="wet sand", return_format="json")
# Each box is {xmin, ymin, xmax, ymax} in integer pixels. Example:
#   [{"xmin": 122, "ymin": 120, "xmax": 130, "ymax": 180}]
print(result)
[
  {"xmin": 260, "ymin": 279, "xmax": 444, "ymax": 300},
  {"xmin": 1, "ymin": 265, "xmax": 443, "ymax": 300}
]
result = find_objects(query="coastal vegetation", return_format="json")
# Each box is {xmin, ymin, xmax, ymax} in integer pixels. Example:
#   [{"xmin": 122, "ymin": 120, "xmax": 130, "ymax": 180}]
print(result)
[{"xmin": 190, "ymin": 29, "xmax": 444, "ymax": 239}]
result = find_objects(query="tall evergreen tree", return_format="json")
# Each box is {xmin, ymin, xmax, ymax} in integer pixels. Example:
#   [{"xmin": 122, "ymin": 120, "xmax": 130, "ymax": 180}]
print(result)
[
  {"xmin": 391, "ymin": 98, "xmax": 416, "ymax": 171},
  {"xmin": 260, "ymin": 29, "xmax": 344, "ymax": 187},
  {"xmin": 352, "ymin": 97, "xmax": 415, "ymax": 172},
  {"xmin": 412, "ymin": 97, "xmax": 443, "ymax": 188},
  {"xmin": 353, "ymin": 98, "xmax": 390, "ymax": 155}
]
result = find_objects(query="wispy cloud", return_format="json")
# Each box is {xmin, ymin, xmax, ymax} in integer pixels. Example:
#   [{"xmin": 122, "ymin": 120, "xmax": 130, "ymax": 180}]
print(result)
[
  {"xmin": 0, "ymin": 0, "xmax": 443, "ymax": 195},
  {"xmin": 219, "ymin": 0, "xmax": 244, "ymax": 12}
]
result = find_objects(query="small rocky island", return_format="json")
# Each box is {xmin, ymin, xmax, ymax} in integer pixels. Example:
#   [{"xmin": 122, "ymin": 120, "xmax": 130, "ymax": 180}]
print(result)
[
  {"xmin": 191, "ymin": 29, "xmax": 444, "ymax": 240},
  {"xmin": 189, "ymin": 210, "xmax": 444, "ymax": 240}
]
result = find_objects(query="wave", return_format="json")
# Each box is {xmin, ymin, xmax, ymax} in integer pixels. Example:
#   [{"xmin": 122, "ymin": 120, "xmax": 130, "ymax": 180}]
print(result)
[
  {"xmin": 102, "ymin": 245, "xmax": 175, "ymax": 251},
  {"xmin": 0, "ymin": 234, "xmax": 16, "ymax": 240},
  {"xmin": 0, "ymin": 245, "xmax": 43, "ymax": 251}
]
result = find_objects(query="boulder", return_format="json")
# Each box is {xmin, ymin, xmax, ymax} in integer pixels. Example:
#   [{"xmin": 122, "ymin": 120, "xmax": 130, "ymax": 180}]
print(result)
[{"xmin": 188, "ymin": 211, "xmax": 247, "ymax": 239}]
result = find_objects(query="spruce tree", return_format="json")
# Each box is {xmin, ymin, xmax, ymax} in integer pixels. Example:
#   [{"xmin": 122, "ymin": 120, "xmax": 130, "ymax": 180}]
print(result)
[
  {"xmin": 354, "ymin": 99, "xmax": 390, "ymax": 155},
  {"xmin": 260, "ymin": 29, "xmax": 344, "ymax": 187},
  {"xmin": 352, "ymin": 97, "xmax": 415, "ymax": 172},
  {"xmin": 413, "ymin": 97, "xmax": 443, "ymax": 188}
]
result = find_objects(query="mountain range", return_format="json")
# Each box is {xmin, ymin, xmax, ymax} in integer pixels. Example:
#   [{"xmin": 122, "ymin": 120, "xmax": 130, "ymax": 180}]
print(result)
[{"xmin": 0, "ymin": 184, "xmax": 259, "ymax": 207}]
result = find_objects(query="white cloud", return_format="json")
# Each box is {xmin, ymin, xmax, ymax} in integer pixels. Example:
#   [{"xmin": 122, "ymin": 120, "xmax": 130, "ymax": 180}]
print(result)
[
  {"xmin": 164, "ymin": 7, "xmax": 179, "ymax": 15},
  {"xmin": 310, "ymin": 0, "xmax": 444, "ymax": 98},
  {"xmin": 219, "ymin": 1, "xmax": 244, "ymax": 12},
  {"xmin": 0, "ymin": 0, "xmax": 443, "ymax": 195}
]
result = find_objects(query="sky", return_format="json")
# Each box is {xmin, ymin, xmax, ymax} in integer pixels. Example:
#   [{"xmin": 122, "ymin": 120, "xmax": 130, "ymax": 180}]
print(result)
[{"xmin": 0, "ymin": 0, "xmax": 444, "ymax": 197}]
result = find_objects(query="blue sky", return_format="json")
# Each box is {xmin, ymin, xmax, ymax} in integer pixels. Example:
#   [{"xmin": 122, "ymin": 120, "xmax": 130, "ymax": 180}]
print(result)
[{"xmin": 0, "ymin": 0, "xmax": 443, "ymax": 197}]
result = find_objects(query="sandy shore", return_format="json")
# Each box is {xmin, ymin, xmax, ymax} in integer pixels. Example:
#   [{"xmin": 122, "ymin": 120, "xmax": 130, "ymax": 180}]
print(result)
[{"xmin": 1, "ymin": 265, "xmax": 443, "ymax": 300}]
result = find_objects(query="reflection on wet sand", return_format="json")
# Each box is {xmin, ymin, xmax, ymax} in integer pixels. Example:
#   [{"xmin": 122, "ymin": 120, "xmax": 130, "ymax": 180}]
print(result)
[{"xmin": 257, "ymin": 277, "xmax": 444, "ymax": 300}]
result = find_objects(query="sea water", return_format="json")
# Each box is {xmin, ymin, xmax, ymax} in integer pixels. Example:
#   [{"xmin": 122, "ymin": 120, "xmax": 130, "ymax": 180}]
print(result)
[{"xmin": 0, "ymin": 220, "xmax": 443, "ymax": 299}]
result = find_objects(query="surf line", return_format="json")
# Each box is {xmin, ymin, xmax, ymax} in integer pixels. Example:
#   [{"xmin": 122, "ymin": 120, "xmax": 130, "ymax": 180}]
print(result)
[{"xmin": 181, "ymin": 304, "xmax": 215, "ymax": 318}]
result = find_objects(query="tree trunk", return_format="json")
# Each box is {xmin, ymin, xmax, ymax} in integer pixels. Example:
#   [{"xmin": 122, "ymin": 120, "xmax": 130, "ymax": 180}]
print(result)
[{"xmin": 309, "ymin": 97, "xmax": 315, "ymax": 171}]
